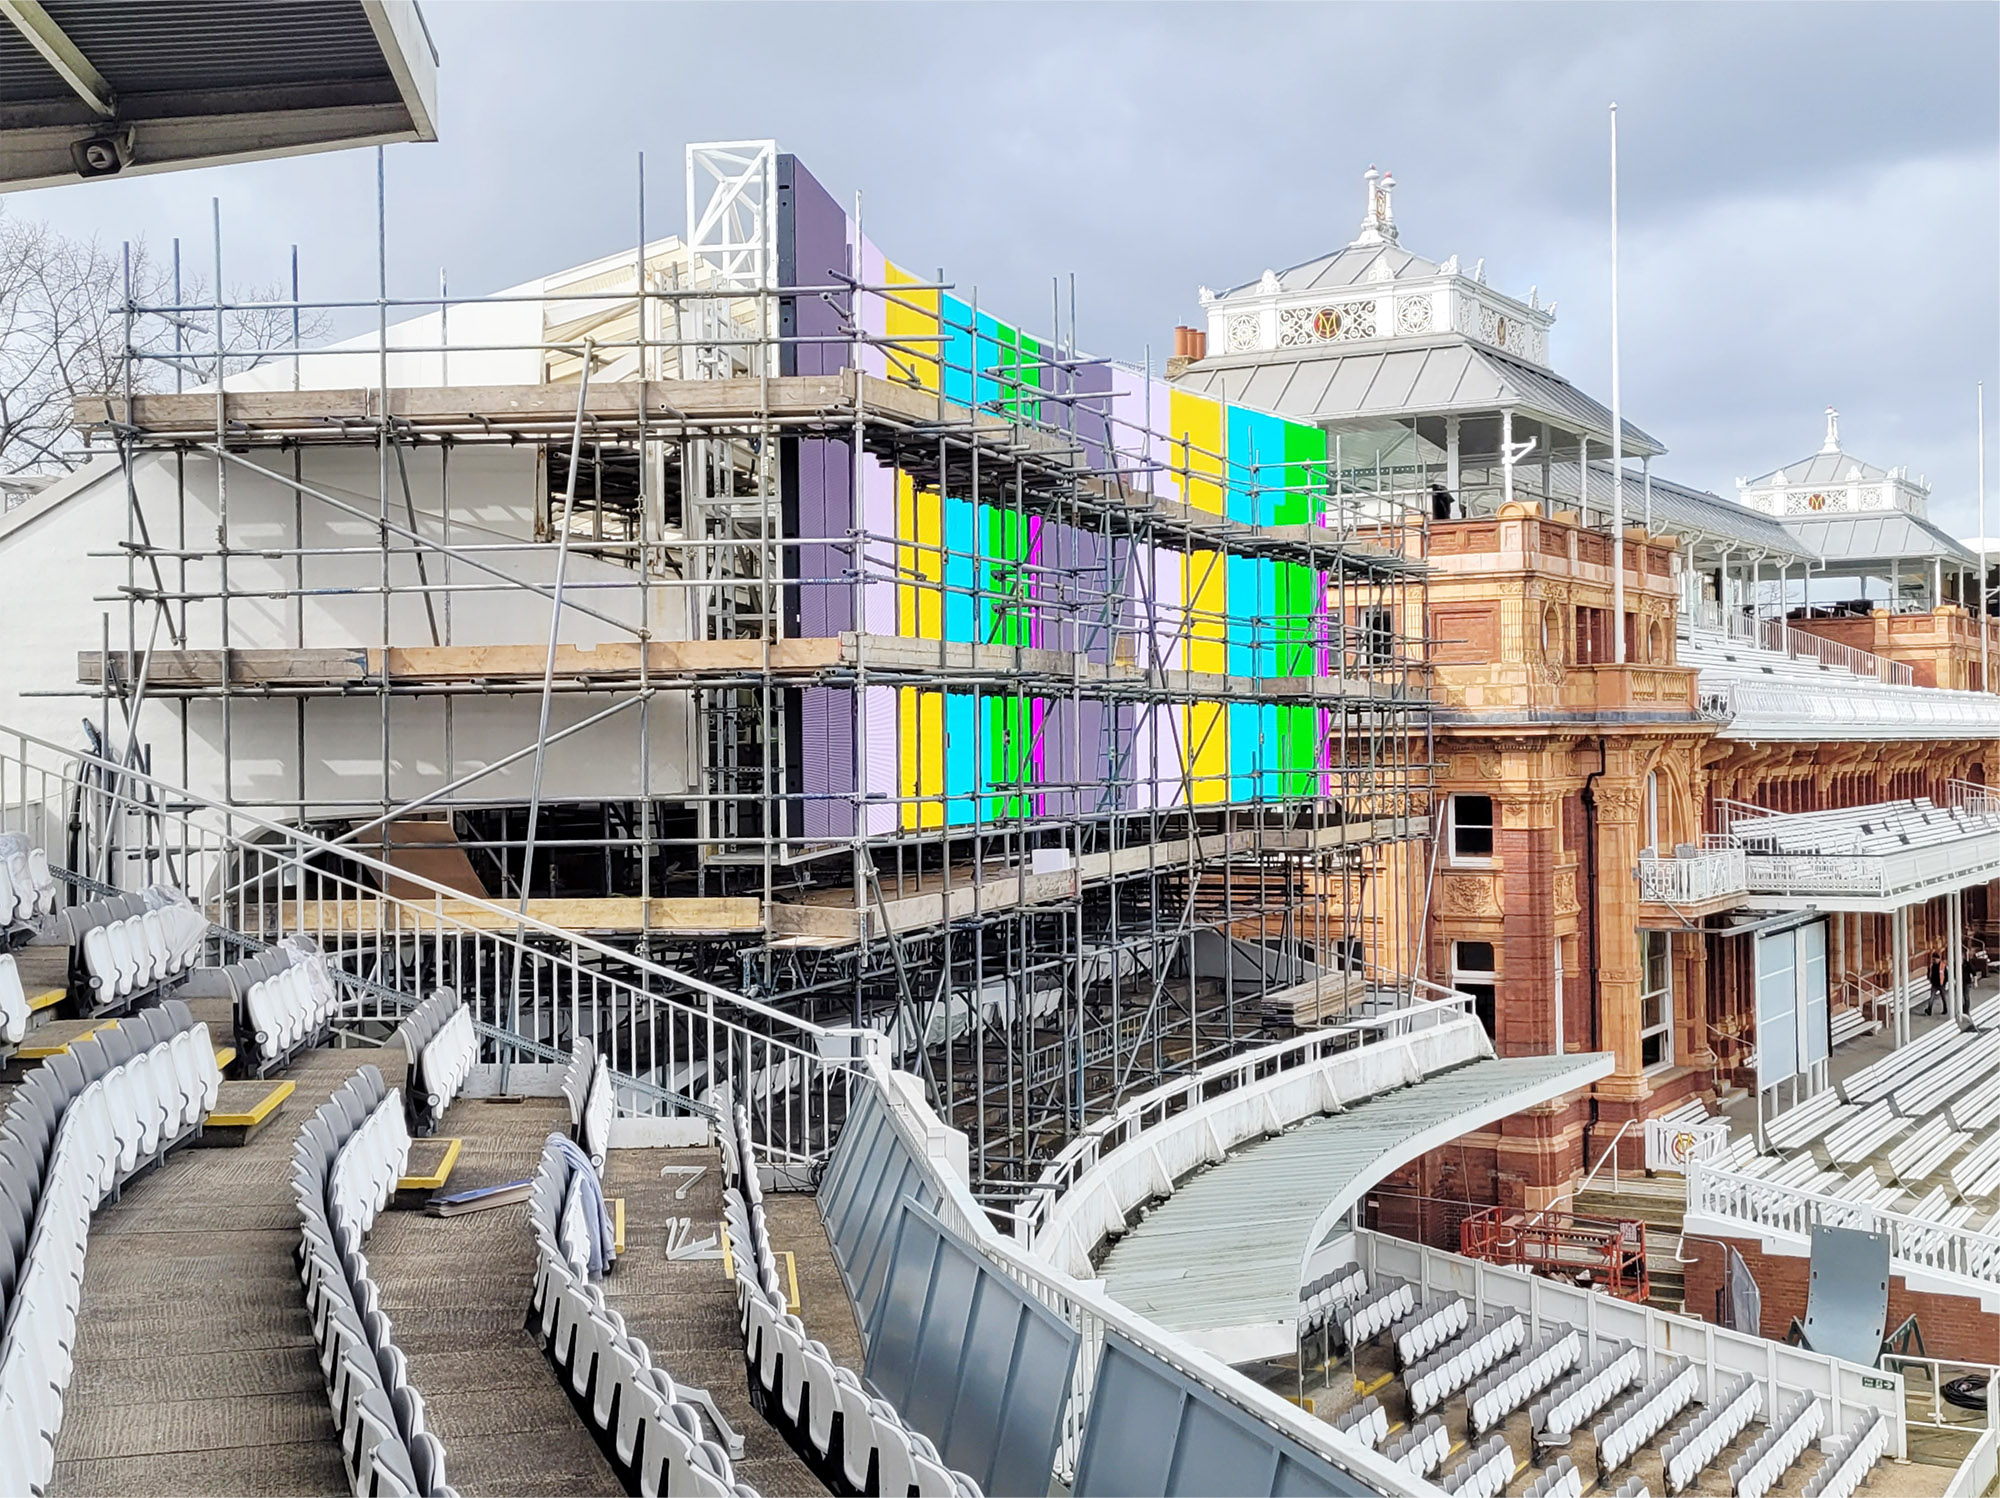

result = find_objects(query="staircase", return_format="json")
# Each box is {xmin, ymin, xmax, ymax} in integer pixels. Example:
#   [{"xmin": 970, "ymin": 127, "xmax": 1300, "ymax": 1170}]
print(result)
[{"xmin": 1575, "ymin": 1174, "xmax": 1691, "ymax": 1313}]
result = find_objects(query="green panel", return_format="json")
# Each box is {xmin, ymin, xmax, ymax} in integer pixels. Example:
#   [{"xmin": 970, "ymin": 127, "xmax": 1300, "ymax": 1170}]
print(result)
[
  {"xmin": 1017, "ymin": 331, "xmax": 1044, "ymax": 423},
  {"xmin": 980, "ymin": 503, "xmax": 1030, "ymax": 645},
  {"xmin": 1280, "ymin": 704, "xmax": 1318, "ymax": 798},
  {"xmin": 984, "ymin": 693, "xmax": 1030, "ymax": 820},
  {"xmin": 1275, "ymin": 562, "xmax": 1314, "ymax": 677},
  {"xmin": 1280, "ymin": 420, "xmax": 1328, "ymax": 526}
]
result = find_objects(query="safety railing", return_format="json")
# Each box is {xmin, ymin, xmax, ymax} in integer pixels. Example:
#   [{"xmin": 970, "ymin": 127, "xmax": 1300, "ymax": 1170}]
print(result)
[
  {"xmin": 1636, "ymin": 846, "xmax": 1747, "ymax": 905},
  {"xmin": 1008, "ymin": 977, "xmax": 1477, "ymax": 1252},
  {"xmin": 1950, "ymin": 779, "xmax": 2000, "ymax": 821},
  {"xmin": 1685, "ymin": 601, "xmax": 1914, "ymax": 686},
  {"xmin": 0, "ymin": 724, "xmax": 848, "ymax": 1163},
  {"xmin": 1687, "ymin": 1159, "xmax": 2000, "ymax": 1291},
  {"xmin": 857, "ymin": 1058, "xmax": 1432, "ymax": 1497},
  {"xmin": 1458, "ymin": 1205, "xmax": 1648, "ymax": 1302}
]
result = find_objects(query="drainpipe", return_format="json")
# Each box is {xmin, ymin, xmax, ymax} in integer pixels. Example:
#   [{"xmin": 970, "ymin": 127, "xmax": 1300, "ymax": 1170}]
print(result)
[{"xmin": 1581, "ymin": 739, "xmax": 1609, "ymax": 1147}]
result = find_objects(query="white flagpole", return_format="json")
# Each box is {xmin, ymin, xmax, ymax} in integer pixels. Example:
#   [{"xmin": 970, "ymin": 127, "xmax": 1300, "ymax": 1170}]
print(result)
[
  {"xmin": 1980, "ymin": 380, "xmax": 1989, "ymax": 691},
  {"xmin": 1610, "ymin": 102, "xmax": 1626, "ymax": 662}
]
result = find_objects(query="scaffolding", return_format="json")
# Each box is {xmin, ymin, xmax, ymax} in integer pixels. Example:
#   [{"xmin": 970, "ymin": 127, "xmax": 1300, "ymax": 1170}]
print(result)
[{"xmin": 65, "ymin": 139, "xmax": 1438, "ymax": 1201}]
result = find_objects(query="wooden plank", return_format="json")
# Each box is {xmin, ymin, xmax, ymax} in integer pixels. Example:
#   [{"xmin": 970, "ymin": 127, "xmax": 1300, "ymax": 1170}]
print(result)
[{"xmin": 285, "ymin": 896, "xmax": 761, "ymax": 934}]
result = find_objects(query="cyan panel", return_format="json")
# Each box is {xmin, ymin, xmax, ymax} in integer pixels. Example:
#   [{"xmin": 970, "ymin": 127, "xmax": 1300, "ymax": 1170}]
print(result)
[
  {"xmin": 1227, "ymin": 405, "xmax": 1287, "ymax": 526},
  {"xmin": 943, "ymin": 494, "xmax": 977, "ymax": 643},
  {"xmin": 940, "ymin": 294, "xmax": 976, "ymax": 409},
  {"xmin": 945, "ymin": 691, "xmax": 977, "ymax": 826},
  {"xmin": 1229, "ymin": 701, "xmax": 1259, "ymax": 803},
  {"xmin": 1227, "ymin": 555, "xmax": 1256, "ymax": 678}
]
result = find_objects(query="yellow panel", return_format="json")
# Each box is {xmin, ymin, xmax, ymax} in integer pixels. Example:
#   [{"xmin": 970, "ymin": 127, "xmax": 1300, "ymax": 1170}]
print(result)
[
  {"xmin": 1170, "ymin": 389, "xmax": 1225, "ymax": 513},
  {"xmin": 1183, "ymin": 548, "xmax": 1227, "ymax": 674},
  {"xmin": 1186, "ymin": 703, "xmax": 1228, "ymax": 804},
  {"xmin": 884, "ymin": 261, "xmax": 941, "ymax": 393},
  {"xmin": 899, "ymin": 687, "xmax": 945, "ymax": 830},
  {"xmin": 397, "ymin": 1135, "xmax": 463, "ymax": 1192},
  {"xmin": 896, "ymin": 477, "xmax": 943, "ymax": 641}
]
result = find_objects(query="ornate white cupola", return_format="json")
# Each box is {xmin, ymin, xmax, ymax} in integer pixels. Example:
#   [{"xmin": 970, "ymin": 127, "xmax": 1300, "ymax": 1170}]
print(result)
[
  {"xmin": 1353, "ymin": 165, "xmax": 1398, "ymax": 247},
  {"xmin": 1197, "ymin": 165, "xmax": 1556, "ymax": 366},
  {"xmin": 1737, "ymin": 407, "xmax": 1930, "ymax": 518}
]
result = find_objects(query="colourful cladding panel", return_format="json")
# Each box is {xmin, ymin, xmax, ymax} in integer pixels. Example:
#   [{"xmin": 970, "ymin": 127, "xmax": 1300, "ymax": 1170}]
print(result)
[
  {"xmin": 1170, "ymin": 389, "xmax": 1225, "ymax": 513},
  {"xmin": 899, "ymin": 687, "xmax": 945, "ymax": 830},
  {"xmin": 1226, "ymin": 406, "xmax": 1288, "ymax": 526},
  {"xmin": 1227, "ymin": 556, "xmax": 1256, "ymax": 677},
  {"xmin": 1281, "ymin": 704, "xmax": 1317, "ymax": 798},
  {"xmin": 1229, "ymin": 701, "xmax": 1258, "ymax": 802},
  {"xmin": 943, "ymin": 495, "xmax": 976, "ymax": 642},
  {"xmin": 1186, "ymin": 702, "xmax": 1227, "ymax": 805},
  {"xmin": 940, "ymin": 294, "xmax": 976, "ymax": 409},
  {"xmin": 897, "ymin": 476, "xmax": 942, "ymax": 640},
  {"xmin": 1275, "ymin": 562, "xmax": 1313, "ymax": 676},
  {"xmin": 882, "ymin": 262, "xmax": 939, "ymax": 393},
  {"xmin": 983, "ymin": 695, "xmax": 1031, "ymax": 820},
  {"xmin": 1184, "ymin": 549, "xmax": 1227, "ymax": 673},
  {"xmin": 982, "ymin": 505, "xmax": 1030, "ymax": 645},
  {"xmin": 1279, "ymin": 421, "xmax": 1328, "ymax": 526},
  {"xmin": 945, "ymin": 692, "xmax": 977, "ymax": 826}
]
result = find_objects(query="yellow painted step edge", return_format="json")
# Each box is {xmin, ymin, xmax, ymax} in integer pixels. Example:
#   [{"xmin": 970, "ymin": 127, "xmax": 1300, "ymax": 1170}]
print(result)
[
  {"xmin": 17, "ymin": 1019, "xmax": 114, "ymax": 1059},
  {"xmin": 211, "ymin": 1046, "xmax": 236, "ymax": 1072},
  {"xmin": 612, "ymin": 1197, "xmax": 625, "ymax": 1257},
  {"xmin": 208, "ymin": 1078, "xmax": 295, "ymax": 1128},
  {"xmin": 397, "ymin": 1136, "xmax": 462, "ymax": 1193},
  {"xmin": 26, "ymin": 987, "xmax": 63, "ymax": 1013}
]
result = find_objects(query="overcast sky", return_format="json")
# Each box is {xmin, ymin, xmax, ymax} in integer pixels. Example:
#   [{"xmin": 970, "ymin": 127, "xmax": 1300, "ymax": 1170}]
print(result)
[{"xmin": 11, "ymin": 2, "xmax": 1998, "ymax": 527}]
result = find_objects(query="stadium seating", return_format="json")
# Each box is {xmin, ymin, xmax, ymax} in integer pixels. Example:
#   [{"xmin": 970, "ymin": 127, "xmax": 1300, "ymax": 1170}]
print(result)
[
  {"xmin": 1405, "ymin": 1312, "xmax": 1525, "ymax": 1417},
  {"xmin": 1591, "ymin": 1357, "xmax": 1697, "ymax": 1476},
  {"xmin": 66, "ymin": 887, "xmax": 206, "ymax": 1015},
  {"xmin": 718, "ymin": 1092, "xmax": 979, "ymax": 1498},
  {"xmin": 1803, "ymin": 1411, "xmax": 1890, "ymax": 1498},
  {"xmin": 1660, "ymin": 1371, "xmax": 1759, "ymax": 1494},
  {"xmin": 1531, "ymin": 1341, "xmax": 1642, "ymax": 1450},
  {"xmin": 527, "ymin": 1122, "xmax": 756, "ymax": 1498},
  {"xmin": 0, "ymin": 834, "xmax": 58, "ymax": 939},
  {"xmin": 1383, "ymin": 1414, "xmax": 1447, "ymax": 1479},
  {"xmin": 392, "ymin": 991, "xmax": 477, "ymax": 1137},
  {"xmin": 1392, "ymin": 1294, "xmax": 1469, "ymax": 1368},
  {"xmin": 291, "ymin": 1066, "xmax": 447, "ymax": 1498},
  {"xmin": 0, "ymin": 1003, "xmax": 221, "ymax": 1494},
  {"xmin": 0, "ymin": 952, "xmax": 30, "ymax": 1050},
  {"xmin": 1728, "ymin": 1391, "xmax": 1823, "ymax": 1498},
  {"xmin": 1466, "ymin": 1328, "xmax": 1581, "ymax": 1437},
  {"xmin": 1439, "ymin": 1434, "xmax": 1512, "ymax": 1498},
  {"xmin": 225, "ymin": 938, "xmax": 342, "ymax": 1076}
]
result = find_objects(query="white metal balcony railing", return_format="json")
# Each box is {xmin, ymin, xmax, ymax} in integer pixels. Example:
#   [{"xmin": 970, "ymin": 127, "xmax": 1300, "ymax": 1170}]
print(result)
[
  {"xmin": 1687, "ymin": 1158, "xmax": 2000, "ymax": 1289},
  {"xmin": 0, "ymin": 725, "xmax": 848, "ymax": 1163},
  {"xmin": 1636, "ymin": 845, "xmax": 1748, "ymax": 905},
  {"xmin": 1685, "ymin": 600, "xmax": 1915, "ymax": 686}
]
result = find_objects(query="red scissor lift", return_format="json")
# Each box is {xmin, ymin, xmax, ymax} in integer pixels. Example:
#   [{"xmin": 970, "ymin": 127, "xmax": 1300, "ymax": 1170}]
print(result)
[{"xmin": 1459, "ymin": 1205, "xmax": 1649, "ymax": 1302}]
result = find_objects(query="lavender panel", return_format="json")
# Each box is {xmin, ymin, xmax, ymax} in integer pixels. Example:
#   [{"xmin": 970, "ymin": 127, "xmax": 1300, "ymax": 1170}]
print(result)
[
  {"xmin": 801, "ymin": 685, "xmax": 858, "ymax": 840},
  {"xmin": 1070, "ymin": 360, "xmax": 1114, "ymax": 475},
  {"xmin": 792, "ymin": 437, "xmax": 855, "ymax": 637}
]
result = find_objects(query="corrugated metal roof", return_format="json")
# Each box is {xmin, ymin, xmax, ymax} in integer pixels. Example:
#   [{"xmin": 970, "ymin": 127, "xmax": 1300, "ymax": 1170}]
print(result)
[
  {"xmin": 1216, "ymin": 243, "xmax": 1444, "ymax": 301},
  {"xmin": 1540, "ymin": 460, "xmax": 1809, "ymax": 559},
  {"xmin": 1096, "ymin": 1052, "xmax": 1607, "ymax": 1337},
  {"xmin": 1783, "ymin": 511, "xmax": 1975, "ymax": 566},
  {"xmin": 1746, "ymin": 449, "xmax": 1892, "ymax": 488},
  {"xmin": 1173, "ymin": 338, "xmax": 1664, "ymax": 457}
]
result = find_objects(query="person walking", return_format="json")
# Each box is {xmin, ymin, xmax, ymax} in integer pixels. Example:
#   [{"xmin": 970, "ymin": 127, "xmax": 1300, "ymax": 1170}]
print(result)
[{"xmin": 1926, "ymin": 949, "xmax": 1948, "ymax": 1016}]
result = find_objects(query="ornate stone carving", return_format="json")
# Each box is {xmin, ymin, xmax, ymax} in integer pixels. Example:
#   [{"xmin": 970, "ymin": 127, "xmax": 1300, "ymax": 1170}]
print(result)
[
  {"xmin": 1227, "ymin": 313, "xmax": 1259, "ymax": 353},
  {"xmin": 1442, "ymin": 874, "xmax": 1497, "ymax": 915},
  {"xmin": 1397, "ymin": 295, "xmax": 1433, "ymax": 335},
  {"xmin": 1554, "ymin": 868, "xmax": 1579, "ymax": 913}
]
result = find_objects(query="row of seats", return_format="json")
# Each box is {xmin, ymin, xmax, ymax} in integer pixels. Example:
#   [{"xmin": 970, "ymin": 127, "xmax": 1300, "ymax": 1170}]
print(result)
[
  {"xmin": 292, "ymin": 1067, "xmax": 444, "ymax": 1498},
  {"xmin": 0, "ymin": 954, "xmax": 32, "ymax": 1049},
  {"xmin": 1338, "ymin": 1278, "xmax": 1415, "ymax": 1348},
  {"xmin": 1591, "ymin": 1357, "xmax": 1697, "ymax": 1475},
  {"xmin": 1803, "ymin": 1411, "xmax": 1889, "ymax": 1498},
  {"xmin": 1393, "ymin": 1294, "xmax": 1468, "ymax": 1368},
  {"xmin": 1331, "ymin": 1394, "xmax": 1386, "ymax": 1449},
  {"xmin": 1532, "ymin": 1342, "xmax": 1641, "ymax": 1449},
  {"xmin": 561, "ymin": 1036, "xmax": 614, "ymax": 1172},
  {"xmin": 71, "ymin": 888, "xmax": 206, "ymax": 1012},
  {"xmin": 1298, "ymin": 1262, "xmax": 1365, "ymax": 1331},
  {"xmin": 1521, "ymin": 1454, "xmax": 1583, "ymax": 1498},
  {"xmin": 1661, "ymin": 1372, "xmax": 1759, "ymax": 1494},
  {"xmin": 1466, "ymin": 1328, "xmax": 1580, "ymax": 1438},
  {"xmin": 527, "ymin": 1130, "xmax": 753, "ymax": 1498},
  {"xmin": 0, "ymin": 1003, "xmax": 218, "ymax": 1494},
  {"xmin": 0, "ymin": 836, "xmax": 57, "ymax": 934},
  {"xmin": 226, "ymin": 938, "xmax": 341, "ymax": 1076},
  {"xmin": 719, "ymin": 1093, "xmax": 978, "ymax": 1498},
  {"xmin": 1730, "ymin": 1392, "xmax": 1823, "ymax": 1498},
  {"xmin": 1406, "ymin": 1312, "xmax": 1525, "ymax": 1418},
  {"xmin": 1384, "ymin": 1413, "xmax": 1446, "ymax": 1478},
  {"xmin": 394, "ymin": 991, "xmax": 475, "ymax": 1138},
  {"xmin": 1438, "ymin": 1433, "xmax": 1512, "ymax": 1498}
]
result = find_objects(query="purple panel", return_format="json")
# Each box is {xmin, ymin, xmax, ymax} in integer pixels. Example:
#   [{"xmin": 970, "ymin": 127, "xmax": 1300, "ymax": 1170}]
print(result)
[
  {"xmin": 1070, "ymin": 360, "xmax": 1114, "ymax": 475},
  {"xmin": 1071, "ymin": 529, "xmax": 1109, "ymax": 664},
  {"xmin": 777, "ymin": 156, "xmax": 850, "ymax": 378},
  {"xmin": 794, "ymin": 438, "xmax": 855, "ymax": 637},
  {"xmin": 801, "ymin": 685, "xmax": 857, "ymax": 840},
  {"xmin": 859, "ymin": 454, "xmax": 896, "ymax": 635}
]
